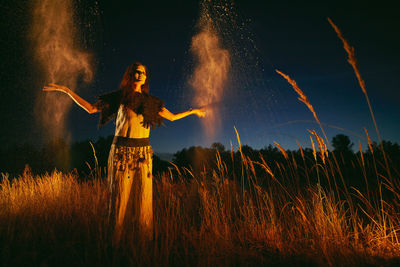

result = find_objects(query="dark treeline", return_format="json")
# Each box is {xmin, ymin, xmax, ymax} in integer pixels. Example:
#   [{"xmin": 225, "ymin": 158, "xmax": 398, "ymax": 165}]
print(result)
[
  {"xmin": 1, "ymin": 134, "xmax": 400, "ymax": 192},
  {"xmin": 171, "ymin": 134, "xmax": 400, "ymax": 207},
  {"xmin": 0, "ymin": 135, "xmax": 170, "ymax": 178},
  {"xmin": 175, "ymin": 135, "xmax": 400, "ymax": 186},
  {"xmin": 0, "ymin": 136, "xmax": 113, "ymax": 178}
]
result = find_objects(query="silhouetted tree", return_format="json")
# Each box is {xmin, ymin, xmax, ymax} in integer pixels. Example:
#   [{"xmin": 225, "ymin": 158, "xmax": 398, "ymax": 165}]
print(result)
[
  {"xmin": 173, "ymin": 146, "xmax": 215, "ymax": 173},
  {"xmin": 241, "ymin": 145, "xmax": 256, "ymax": 159},
  {"xmin": 332, "ymin": 134, "xmax": 353, "ymax": 153},
  {"xmin": 42, "ymin": 138, "xmax": 70, "ymax": 172},
  {"xmin": 367, "ymin": 140, "xmax": 400, "ymax": 167},
  {"xmin": 211, "ymin": 142, "xmax": 225, "ymax": 153},
  {"xmin": 153, "ymin": 154, "xmax": 171, "ymax": 175}
]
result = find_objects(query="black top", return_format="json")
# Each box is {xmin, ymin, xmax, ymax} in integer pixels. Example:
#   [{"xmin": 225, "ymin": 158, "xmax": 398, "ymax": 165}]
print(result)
[{"xmin": 95, "ymin": 89, "xmax": 164, "ymax": 129}]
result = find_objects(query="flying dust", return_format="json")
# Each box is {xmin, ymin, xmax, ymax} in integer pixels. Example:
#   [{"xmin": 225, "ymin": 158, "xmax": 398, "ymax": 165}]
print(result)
[
  {"xmin": 31, "ymin": 0, "xmax": 94, "ymax": 140},
  {"xmin": 188, "ymin": 0, "xmax": 281, "ymax": 146},
  {"xmin": 190, "ymin": 5, "xmax": 230, "ymax": 140}
]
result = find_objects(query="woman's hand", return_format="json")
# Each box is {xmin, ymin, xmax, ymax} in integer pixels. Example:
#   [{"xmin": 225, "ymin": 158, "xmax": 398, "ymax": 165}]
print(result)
[
  {"xmin": 193, "ymin": 108, "xmax": 206, "ymax": 118},
  {"xmin": 42, "ymin": 83, "xmax": 70, "ymax": 94}
]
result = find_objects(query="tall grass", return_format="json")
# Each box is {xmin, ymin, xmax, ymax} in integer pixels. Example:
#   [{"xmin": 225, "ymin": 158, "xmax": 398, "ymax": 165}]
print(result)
[
  {"xmin": 0, "ymin": 170, "xmax": 109, "ymax": 266},
  {"xmin": 1, "ymin": 140, "xmax": 400, "ymax": 266}
]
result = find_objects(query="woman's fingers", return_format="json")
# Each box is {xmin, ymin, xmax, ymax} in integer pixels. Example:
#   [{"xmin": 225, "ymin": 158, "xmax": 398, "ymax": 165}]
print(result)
[
  {"xmin": 48, "ymin": 83, "xmax": 67, "ymax": 90},
  {"xmin": 42, "ymin": 85, "xmax": 57, "ymax": 91},
  {"xmin": 42, "ymin": 83, "xmax": 69, "ymax": 92},
  {"xmin": 196, "ymin": 108, "xmax": 206, "ymax": 117},
  {"xmin": 48, "ymin": 83, "xmax": 66, "ymax": 89}
]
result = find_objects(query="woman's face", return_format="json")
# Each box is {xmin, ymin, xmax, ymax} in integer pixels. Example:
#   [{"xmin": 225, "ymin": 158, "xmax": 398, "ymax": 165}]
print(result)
[{"xmin": 133, "ymin": 65, "xmax": 147, "ymax": 86}]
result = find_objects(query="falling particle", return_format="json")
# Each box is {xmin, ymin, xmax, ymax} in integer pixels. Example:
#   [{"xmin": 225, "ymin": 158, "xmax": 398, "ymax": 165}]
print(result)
[{"xmin": 31, "ymin": 0, "xmax": 94, "ymax": 139}]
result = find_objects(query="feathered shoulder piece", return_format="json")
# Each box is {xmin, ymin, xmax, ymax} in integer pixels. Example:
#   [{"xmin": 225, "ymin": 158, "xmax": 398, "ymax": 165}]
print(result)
[
  {"xmin": 95, "ymin": 89, "xmax": 164, "ymax": 129},
  {"xmin": 95, "ymin": 89, "xmax": 123, "ymax": 127},
  {"xmin": 122, "ymin": 92, "xmax": 165, "ymax": 129}
]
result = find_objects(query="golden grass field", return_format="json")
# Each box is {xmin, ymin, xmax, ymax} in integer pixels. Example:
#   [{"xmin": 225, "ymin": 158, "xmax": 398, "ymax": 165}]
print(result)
[{"xmin": 1, "ymin": 139, "xmax": 400, "ymax": 266}]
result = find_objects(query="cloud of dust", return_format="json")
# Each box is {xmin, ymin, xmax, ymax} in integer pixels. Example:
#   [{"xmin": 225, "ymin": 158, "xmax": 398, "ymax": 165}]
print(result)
[
  {"xmin": 189, "ymin": 17, "xmax": 230, "ymax": 140},
  {"xmin": 31, "ymin": 0, "xmax": 93, "ymax": 139}
]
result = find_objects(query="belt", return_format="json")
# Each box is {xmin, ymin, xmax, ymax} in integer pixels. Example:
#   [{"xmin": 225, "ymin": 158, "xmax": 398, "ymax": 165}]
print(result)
[{"xmin": 112, "ymin": 136, "xmax": 150, "ymax": 147}]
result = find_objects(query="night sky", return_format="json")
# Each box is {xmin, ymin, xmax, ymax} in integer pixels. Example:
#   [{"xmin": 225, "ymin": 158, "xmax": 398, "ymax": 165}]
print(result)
[{"xmin": 1, "ymin": 0, "xmax": 399, "ymax": 154}]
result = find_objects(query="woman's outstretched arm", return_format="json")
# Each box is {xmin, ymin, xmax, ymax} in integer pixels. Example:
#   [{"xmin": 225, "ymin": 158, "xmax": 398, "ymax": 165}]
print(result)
[
  {"xmin": 159, "ymin": 107, "xmax": 205, "ymax": 121},
  {"xmin": 43, "ymin": 83, "xmax": 99, "ymax": 114}
]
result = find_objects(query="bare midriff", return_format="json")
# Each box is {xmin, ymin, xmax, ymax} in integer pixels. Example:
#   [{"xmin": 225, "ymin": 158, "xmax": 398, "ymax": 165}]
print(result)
[{"xmin": 114, "ymin": 105, "xmax": 150, "ymax": 139}]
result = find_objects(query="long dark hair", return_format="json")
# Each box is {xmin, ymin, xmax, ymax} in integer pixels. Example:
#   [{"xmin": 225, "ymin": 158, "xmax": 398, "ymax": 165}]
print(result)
[{"xmin": 120, "ymin": 62, "xmax": 149, "ymax": 94}]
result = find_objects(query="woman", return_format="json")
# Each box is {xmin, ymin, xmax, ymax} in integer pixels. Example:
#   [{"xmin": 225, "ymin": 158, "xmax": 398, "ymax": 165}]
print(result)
[{"xmin": 43, "ymin": 62, "xmax": 205, "ymax": 245}]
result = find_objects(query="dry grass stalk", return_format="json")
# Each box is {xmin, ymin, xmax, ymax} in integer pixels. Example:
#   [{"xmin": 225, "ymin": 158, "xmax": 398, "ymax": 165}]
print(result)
[
  {"xmin": 247, "ymin": 156, "xmax": 257, "ymax": 177},
  {"xmin": 364, "ymin": 128, "xmax": 374, "ymax": 154},
  {"xmin": 328, "ymin": 17, "xmax": 391, "ymax": 180},
  {"xmin": 275, "ymin": 70, "xmax": 321, "ymax": 128},
  {"xmin": 297, "ymin": 141, "xmax": 305, "ymax": 161},
  {"xmin": 327, "ymin": 19, "xmax": 366, "ymax": 94},
  {"xmin": 359, "ymin": 140, "xmax": 365, "ymax": 168},
  {"xmin": 169, "ymin": 161, "xmax": 182, "ymax": 177},
  {"xmin": 292, "ymin": 152, "xmax": 298, "ymax": 170},
  {"xmin": 274, "ymin": 141, "xmax": 289, "ymax": 160},
  {"xmin": 309, "ymin": 130, "xmax": 328, "ymax": 164},
  {"xmin": 230, "ymin": 141, "xmax": 234, "ymax": 161},
  {"xmin": 234, "ymin": 126, "xmax": 246, "ymax": 164},
  {"xmin": 310, "ymin": 136, "xmax": 317, "ymax": 162},
  {"xmin": 358, "ymin": 140, "xmax": 370, "ymax": 201},
  {"xmin": 258, "ymin": 153, "xmax": 274, "ymax": 177},
  {"xmin": 234, "ymin": 126, "xmax": 241, "ymax": 149}
]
